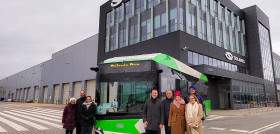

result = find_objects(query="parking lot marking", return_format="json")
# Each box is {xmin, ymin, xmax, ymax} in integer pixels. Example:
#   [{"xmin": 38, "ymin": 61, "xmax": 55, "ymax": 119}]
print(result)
[
  {"xmin": 3, "ymin": 111, "xmax": 62, "ymax": 128},
  {"xmin": 254, "ymin": 122, "xmax": 280, "ymax": 134},
  {"xmin": 17, "ymin": 109, "xmax": 61, "ymax": 119},
  {"xmin": 34, "ymin": 108, "xmax": 62, "ymax": 113},
  {"xmin": 11, "ymin": 110, "xmax": 61, "ymax": 122},
  {"xmin": 208, "ymin": 127, "xmax": 226, "ymax": 131},
  {"xmin": 249, "ymin": 121, "xmax": 280, "ymax": 133},
  {"xmin": 0, "ymin": 126, "xmax": 7, "ymax": 132},
  {"xmin": 21, "ymin": 109, "xmax": 62, "ymax": 117},
  {"xmin": 229, "ymin": 129, "xmax": 249, "ymax": 133},
  {"xmin": 0, "ymin": 116, "xmax": 28, "ymax": 131},
  {"xmin": 206, "ymin": 115, "xmax": 228, "ymax": 121},
  {"xmin": 0, "ymin": 112, "xmax": 48, "ymax": 130},
  {"xmin": 27, "ymin": 109, "xmax": 62, "ymax": 115}
]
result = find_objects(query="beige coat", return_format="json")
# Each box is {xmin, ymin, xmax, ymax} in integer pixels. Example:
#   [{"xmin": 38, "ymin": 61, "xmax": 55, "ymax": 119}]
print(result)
[
  {"xmin": 168, "ymin": 103, "xmax": 186, "ymax": 134},
  {"xmin": 185, "ymin": 103, "xmax": 203, "ymax": 134}
]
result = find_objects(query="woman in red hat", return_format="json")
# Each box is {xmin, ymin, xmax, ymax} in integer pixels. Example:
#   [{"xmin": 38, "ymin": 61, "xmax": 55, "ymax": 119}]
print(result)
[{"xmin": 168, "ymin": 91, "xmax": 186, "ymax": 134}]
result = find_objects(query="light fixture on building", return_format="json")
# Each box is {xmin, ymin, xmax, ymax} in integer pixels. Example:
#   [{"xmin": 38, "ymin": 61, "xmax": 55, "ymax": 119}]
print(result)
[{"xmin": 182, "ymin": 46, "xmax": 189, "ymax": 51}]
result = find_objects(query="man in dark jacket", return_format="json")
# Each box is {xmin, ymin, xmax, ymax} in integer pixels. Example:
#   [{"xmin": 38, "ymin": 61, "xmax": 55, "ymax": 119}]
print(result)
[
  {"xmin": 75, "ymin": 90, "xmax": 86, "ymax": 134},
  {"xmin": 184, "ymin": 85, "xmax": 204, "ymax": 107},
  {"xmin": 143, "ymin": 89, "xmax": 164, "ymax": 134},
  {"xmin": 162, "ymin": 90, "xmax": 173, "ymax": 134}
]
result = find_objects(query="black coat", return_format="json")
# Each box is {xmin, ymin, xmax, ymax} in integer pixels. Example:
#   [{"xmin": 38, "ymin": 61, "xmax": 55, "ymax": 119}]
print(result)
[
  {"xmin": 162, "ymin": 97, "xmax": 173, "ymax": 124},
  {"xmin": 143, "ymin": 98, "xmax": 164, "ymax": 131},
  {"xmin": 80, "ymin": 102, "xmax": 97, "ymax": 125},
  {"xmin": 75, "ymin": 96, "xmax": 86, "ymax": 124}
]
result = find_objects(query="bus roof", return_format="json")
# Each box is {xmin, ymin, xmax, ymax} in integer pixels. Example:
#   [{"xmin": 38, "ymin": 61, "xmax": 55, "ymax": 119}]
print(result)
[{"xmin": 102, "ymin": 53, "xmax": 208, "ymax": 82}]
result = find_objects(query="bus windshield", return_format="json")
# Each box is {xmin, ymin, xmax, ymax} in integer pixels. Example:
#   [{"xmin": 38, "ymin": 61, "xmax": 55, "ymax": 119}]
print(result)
[{"xmin": 97, "ymin": 81, "xmax": 153, "ymax": 114}]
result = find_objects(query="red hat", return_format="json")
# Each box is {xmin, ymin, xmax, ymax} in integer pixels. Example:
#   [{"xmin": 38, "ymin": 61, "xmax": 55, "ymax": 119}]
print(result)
[{"xmin": 174, "ymin": 91, "xmax": 182, "ymax": 98}]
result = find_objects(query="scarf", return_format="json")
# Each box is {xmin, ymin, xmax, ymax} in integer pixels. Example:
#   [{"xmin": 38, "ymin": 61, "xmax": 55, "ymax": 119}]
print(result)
[
  {"xmin": 83, "ymin": 101, "xmax": 92, "ymax": 110},
  {"xmin": 187, "ymin": 102, "xmax": 199, "ymax": 134},
  {"xmin": 173, "ymin": 99, "xmax": 185, "ymax": 109},
  {"xmin": 151, "ymin": 98, "xmax": 157, "ymax": 104}
]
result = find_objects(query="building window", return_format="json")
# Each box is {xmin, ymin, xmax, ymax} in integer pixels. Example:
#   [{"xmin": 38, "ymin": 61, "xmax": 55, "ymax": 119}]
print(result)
[
  {"xmin": 232, "ymin": 30, "xmax": 237, "ymax": 53},
  {"xmin": 188, "ymin": 51, "xmax": 193, "ymax": 64},
  {"xmin": 199, "ymin": 54, "xmax": 204, "ymax": 65},
  {"xmin": 129, "ymin": 24, "xmax": 138, "ymax": 45},
  {"xmin": 179, "ymin": 8, "xmax": 185, "ymax": 31},
  {"xmin": 210, "ymin": 17, "xmax": 215, "ymax": 44},
  {"xmin": 148, "ymin": 0, "xmax": 153, "ymax": 8},
  {"xmin": 202, "ymin": 0, "xmax": 209, "ymax": 12},
  {"xmin": 136, "ymin": 0, "xmax": 145, "ymax": 14},
  {"xmin": 141, "ymin": 19, "xmax": 152, "ymax": 41},
  {"xmin": 225, "ymin": 27, "xmax": 230, "ymax": 49},
  {"xmin": 170, "ymin": 8, "xmax": 178, "ymax": 32},
  {"xmin": 154, "ymin": 13, "xmax": 166, "ymax": 37},
  {"xmin": 110, "ymin": 33, "xmax": 117, "ymax": 51},
  {"xmin": 218, "ymin": 23, "xmax": 223, "ymax": 47},
  {"xmin": 106, "ymin": 11, "xmax": 113, "ymax": 28},
  {"xmin": 193, "ymin": 52, "xmax": 199, "ymax": 65},
  {"xmin": 115, "ymin": 6, "xmax": 122, "ymax": 23},
  {"xmin": 203, "ymin": 56, "xmax": 208, "ymax": 65},
  {"xmin": 221, "ymin": 7, "xmax": 225, "ymax": 22},
  {"xmin": 228, "ymin": 10, "xmax": 231, "ymax": 26},
  {"xmin": 200, "ymin": 12, "xmax": 206, "ymax": 40},
  {"xmin": 119, "ymin": 29, "xmax": 126, "ymax": 48},
  {"xmin": 213, "ymin": 1, "xmax": 218, "ymax": 17},
  {"xmin": 125, "ymin": 1, "xmax": 132, "ymax": 18},
  {"xmin": 259, "ymin": 23, "xmax": 274, "ymax": 81},
  {"xmin": 189, "ymin": 4, "xmax": 197, "ymax": 36}
]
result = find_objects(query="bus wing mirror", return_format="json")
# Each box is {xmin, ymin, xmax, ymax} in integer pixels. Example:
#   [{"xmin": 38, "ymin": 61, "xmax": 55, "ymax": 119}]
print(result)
[{"xmin": 90, "ymin": 67, "xmax": 99, "ymax": 72}]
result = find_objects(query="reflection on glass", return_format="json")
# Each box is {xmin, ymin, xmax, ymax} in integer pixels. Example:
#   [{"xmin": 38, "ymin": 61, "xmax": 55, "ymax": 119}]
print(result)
[{"xmin": 99, "ymin": 81, "xmax": 152, "ymax": 113}]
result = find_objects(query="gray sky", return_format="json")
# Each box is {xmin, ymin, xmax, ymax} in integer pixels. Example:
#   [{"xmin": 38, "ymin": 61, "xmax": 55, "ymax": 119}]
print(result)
[{"xmin": 0, "ymin": 0, "xmax": 279, "ymax": 80}]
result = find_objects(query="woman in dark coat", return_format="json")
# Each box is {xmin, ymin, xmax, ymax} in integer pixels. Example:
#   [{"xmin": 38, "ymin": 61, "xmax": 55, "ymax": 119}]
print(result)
[
  {"xmin": 62, "ymin": 97, "xmax": 76, "ymax": 134},
  {"xmin": 81, "ymin": 96, "xmax": 97, "ymax": 134}
]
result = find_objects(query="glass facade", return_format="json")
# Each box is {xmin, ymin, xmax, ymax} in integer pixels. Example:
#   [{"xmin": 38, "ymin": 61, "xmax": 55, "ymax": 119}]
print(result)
[
  {"xmin": 273, "ymin": 57, "xmax": 280, "ymax": 78},
  {"xmin": 187, "ymin": 51, "xmax": 249, "ymax": 74},
  {"xmin": 258, "ymin": 23, "xmax": 274, "ymax": 82},
  {"xmin": 104, "ymin": 0, "xmax": 246, "ymax": 56},
  {"xmin": 232, "ymin": 80, "xmax": 265, "ymax": 109}
]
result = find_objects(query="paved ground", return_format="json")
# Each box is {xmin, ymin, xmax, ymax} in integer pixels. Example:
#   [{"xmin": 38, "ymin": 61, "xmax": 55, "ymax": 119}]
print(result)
[
  {"xmin": 0, "ymin": 102, "xmax": 280, "ymax": 134},
  {"xmin": 203, "ymin": 107, "xmax": 280, "ymax": 134}
]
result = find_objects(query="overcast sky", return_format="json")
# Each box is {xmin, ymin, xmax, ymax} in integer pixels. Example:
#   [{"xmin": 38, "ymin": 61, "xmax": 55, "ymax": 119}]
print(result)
[{"xmin": 0, "ymin": 0, "xmax": 279, "ymax": 80}]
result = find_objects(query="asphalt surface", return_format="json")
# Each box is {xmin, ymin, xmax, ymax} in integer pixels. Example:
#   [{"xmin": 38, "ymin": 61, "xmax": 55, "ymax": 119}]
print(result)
[{"xmin": 0, "ymin": 102, "xmax": 279, "ymax": 134}]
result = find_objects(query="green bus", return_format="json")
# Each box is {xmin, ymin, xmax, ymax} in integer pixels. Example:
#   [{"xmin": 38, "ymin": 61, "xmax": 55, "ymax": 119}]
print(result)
[{"xmin": 93, "ymin": 53, "xmax": 210, "ymax": 134}]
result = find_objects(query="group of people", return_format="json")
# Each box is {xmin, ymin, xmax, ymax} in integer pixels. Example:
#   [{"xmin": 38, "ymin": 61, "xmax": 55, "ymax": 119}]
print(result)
[
  {"xmin": 62, "ymin": 90, "xmax": 97, "ymax": 134},
  {"xmin": 143, "ymin": 85, "xmax": 203, "ymax": 134}
]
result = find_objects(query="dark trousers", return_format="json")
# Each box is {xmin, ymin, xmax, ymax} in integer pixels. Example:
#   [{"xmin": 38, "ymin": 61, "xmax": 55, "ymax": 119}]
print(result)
[
  {"xmin": 145, "ymin": 130, "xmax": 160, "ymax": 134},
  {"xmin": 81, "ymin": 125, "xmax": 94, "ymax": 134},
  {"xmin": 164, "ymin": 123, "xmax": 171, "ymax": 134},
  {"xmin": 66, "ymin": 129, "xmax": 73, "ymax": 134},
  {"xmin": 76, "ymin": 123, "xmax": 82, "ymax": 134}
]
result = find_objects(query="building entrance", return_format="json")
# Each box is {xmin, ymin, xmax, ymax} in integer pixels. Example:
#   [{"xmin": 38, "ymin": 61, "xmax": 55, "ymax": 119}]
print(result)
[{"xmin": 218, "ymin": 85, "xmax": 231, "ymax": 109}]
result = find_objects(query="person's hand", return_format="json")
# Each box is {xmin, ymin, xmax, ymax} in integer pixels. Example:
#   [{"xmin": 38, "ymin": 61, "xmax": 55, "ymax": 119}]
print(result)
[
  {"xmin": 191, "ymin": 124, "xmax": 197, "ymax": 128},
  {"xmin": 159, "ymin": 124, "xmax": 163, "ymax": 129},
  {"xmin": 188, "ymin": 123, "xmax": 192, "ymax": 127},
  {"xmin": 62, "ymin": 123, "xmax": 64, "ymax": 127},
  {"xmin": 144, "ymin": 121, "xmax": 148, "ymax": 128}
]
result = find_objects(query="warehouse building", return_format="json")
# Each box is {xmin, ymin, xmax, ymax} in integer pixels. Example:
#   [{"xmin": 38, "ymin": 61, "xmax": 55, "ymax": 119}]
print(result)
[{"xmin": 0, "ymin": 34, "xmax": 98, "ymax": 104}]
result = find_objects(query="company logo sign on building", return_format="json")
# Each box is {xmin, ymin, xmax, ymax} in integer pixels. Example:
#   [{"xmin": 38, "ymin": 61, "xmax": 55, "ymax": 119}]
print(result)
[
  {"xmin": 225, "ymin": 52, "xmax": 245, "ymax": 63},
  {"xmin": 111, "ymin": 0, "xmax": 122, "ymax": 7}
]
